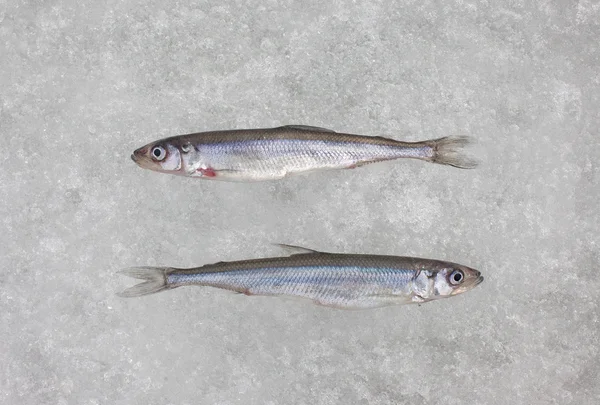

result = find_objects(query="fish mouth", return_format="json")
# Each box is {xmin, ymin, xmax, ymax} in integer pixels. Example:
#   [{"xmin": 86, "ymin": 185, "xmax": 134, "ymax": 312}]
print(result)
[
  {"xmin": 131, "ymin": 147, "xmax": 153, "ymax": 169},
  {"xmin": 469, "ymin": 269, "xmax": 484, "ymax": 287},
  {"xmin": 131, "ymin": 151, "xmax": 146, "ymax": 168}
]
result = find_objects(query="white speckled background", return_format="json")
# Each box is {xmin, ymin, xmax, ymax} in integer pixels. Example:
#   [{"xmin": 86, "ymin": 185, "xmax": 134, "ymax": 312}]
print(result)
[{"xmin": 1, "ymin": 1, "xmax": 599, "ymax": 404}]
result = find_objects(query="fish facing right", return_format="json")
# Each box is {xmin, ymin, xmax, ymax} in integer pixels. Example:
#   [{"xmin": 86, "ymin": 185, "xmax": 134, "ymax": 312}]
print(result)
[
  {"xmin": 131, "ymin": 125, "xmax": 478, "ymax": 182},
  {"xmin": 117, "ymin": 245, "xmax": 483, "ymax": 309}
]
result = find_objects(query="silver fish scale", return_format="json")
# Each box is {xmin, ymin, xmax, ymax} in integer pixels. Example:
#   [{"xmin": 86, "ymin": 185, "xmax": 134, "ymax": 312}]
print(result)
[
  {"xmin": 199, "ymin": 139, "xmax": 429, "ymax": 177},
  {"xmin": 167, "ymin": 262, "xmax": 417, "ymax": 308}
]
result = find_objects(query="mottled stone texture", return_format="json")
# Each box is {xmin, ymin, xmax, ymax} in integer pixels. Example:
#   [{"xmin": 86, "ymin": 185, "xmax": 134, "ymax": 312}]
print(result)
[{"xmin": 1, "ymin": 1, "xmax": 599, "ymax": 404}]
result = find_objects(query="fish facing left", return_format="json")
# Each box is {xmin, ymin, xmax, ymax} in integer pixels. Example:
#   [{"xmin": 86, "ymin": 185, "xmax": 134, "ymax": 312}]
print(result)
[
  {"xmin": 131, "ymin": 125, "xmax": 477, "ymax": 182},
  {"xmin": 116, "ymin": 245, "xmax": 483, "ymax": 310}
]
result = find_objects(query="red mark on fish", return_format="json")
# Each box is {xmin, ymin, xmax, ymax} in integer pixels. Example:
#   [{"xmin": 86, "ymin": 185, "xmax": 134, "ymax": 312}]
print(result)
[{"xmin": 198, "ymin": 167, "xmax": 216, "ymax": 177}]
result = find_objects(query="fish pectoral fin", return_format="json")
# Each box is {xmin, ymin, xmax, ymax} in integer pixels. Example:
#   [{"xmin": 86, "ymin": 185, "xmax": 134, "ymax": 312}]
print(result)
[
  {"xmin": 278, "ymin": 125, "xmax": 336, "ymax": 133},
  {"xmin": 273, "ymin": 243, "xmax": 324, "ymax": 256},
  {"xmin": 411, "ymin": 294, "xmax": 428, "ymax": 304}
]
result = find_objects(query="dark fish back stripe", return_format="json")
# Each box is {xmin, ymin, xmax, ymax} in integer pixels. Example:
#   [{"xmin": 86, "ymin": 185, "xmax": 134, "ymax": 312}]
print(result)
[
  {"xmin": 160, "ymin": 127, "xmax": 423, "ymax": 148},
  {"xmin": 169, "ymin": 253, "xmax": 452, "ymax": 276}
]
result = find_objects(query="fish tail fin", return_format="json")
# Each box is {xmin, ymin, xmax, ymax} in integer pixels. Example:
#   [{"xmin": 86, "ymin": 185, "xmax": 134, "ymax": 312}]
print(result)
[
  {"xmin": 429, "ymin": 136, "xmax": 478, "ymax": 169},
  {"xmin": 117, "ymin": 267, "xmax": 172, "ymax": 298}
]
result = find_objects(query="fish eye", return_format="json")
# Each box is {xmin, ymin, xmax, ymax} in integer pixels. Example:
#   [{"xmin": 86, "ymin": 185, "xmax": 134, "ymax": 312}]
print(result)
[
  {"xmin": 449, "ymin": 270, "xmax": 464, "ymax": 285},
  {"xmin": 151, "ymin": 145, "xmax": 166, "ymax": 161}
]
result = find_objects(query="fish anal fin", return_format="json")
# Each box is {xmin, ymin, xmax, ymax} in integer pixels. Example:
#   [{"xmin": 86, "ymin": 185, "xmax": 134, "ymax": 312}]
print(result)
[
  {"xmin": 273, "ymin": 243, "xmax": 322, "ymax": 255},
  {"xmin": 279, "ymin": 125, "xmax": 335, "ymax": 133},
  {"xmin": 346, "ymin": 157, "xmax": 390, "ymax": 170}
]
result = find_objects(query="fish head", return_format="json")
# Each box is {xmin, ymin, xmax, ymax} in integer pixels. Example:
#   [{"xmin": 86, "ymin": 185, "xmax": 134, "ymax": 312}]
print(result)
[
  {"xmin": 413, "ymin": 262, "xmax": 483, "ymax": 301},
  {"xmin": 436, "ymin": 264, "xmax": 483, "ymax": 297},
  {"xmin": 131, "ymin": 141, "xmax": 182, "ymax": 174}
]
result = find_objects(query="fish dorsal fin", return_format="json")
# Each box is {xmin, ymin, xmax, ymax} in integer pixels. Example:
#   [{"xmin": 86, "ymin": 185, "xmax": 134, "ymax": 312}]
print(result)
[
  {"xmin": 274, "ymin": 243, "xmax": 323, "ymax": 255},
  {"xmin": 371, "ymin": 135, "xmax": 397, "ymax": 142},
  {"xmin": 279, "ymin": 125, "xmax": 336, "ymax": 133}
]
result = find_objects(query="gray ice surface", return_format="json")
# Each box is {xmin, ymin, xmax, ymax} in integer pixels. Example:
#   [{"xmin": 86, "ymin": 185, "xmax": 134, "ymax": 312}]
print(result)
[{"xmin": 1, "ymin": 1, "xmax": 599, "ymax": 404}]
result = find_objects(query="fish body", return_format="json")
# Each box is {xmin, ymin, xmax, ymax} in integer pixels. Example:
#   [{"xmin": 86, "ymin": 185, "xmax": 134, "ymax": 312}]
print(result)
[
  {"xmin": 131, "ymin": 125, "xmax": 477, "ymax": 182},
  {"xmin": 118, "ymin": 245, "xmax": 483, "ymax": 309}
]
